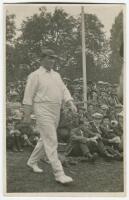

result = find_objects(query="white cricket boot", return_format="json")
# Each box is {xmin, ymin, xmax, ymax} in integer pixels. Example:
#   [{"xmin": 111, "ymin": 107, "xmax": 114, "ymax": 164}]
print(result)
[
  {"xmin": 27, "ymin": 162, "xmax": 43, "ymax": 173},
  {"xmin": 55, "ymin": 174, "xmax": 73, "ymax": 184}
]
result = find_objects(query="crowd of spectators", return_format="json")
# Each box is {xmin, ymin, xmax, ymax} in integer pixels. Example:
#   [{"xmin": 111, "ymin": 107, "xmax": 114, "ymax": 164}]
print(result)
[{"xmin": 6, "ymin": 78, "xmax": 123, "ymax": 163}]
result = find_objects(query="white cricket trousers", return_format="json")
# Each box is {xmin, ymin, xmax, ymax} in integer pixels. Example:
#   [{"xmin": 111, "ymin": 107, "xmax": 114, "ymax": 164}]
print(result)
[{"xmin": 27, "ymin": 102, "xmax": 64, "ymax": 178}]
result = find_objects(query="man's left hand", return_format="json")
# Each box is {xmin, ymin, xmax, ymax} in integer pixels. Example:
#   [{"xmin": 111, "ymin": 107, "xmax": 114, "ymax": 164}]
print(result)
[{"xmin": 68, "ymin": 101, "xmax": 77, "ymax": 113}]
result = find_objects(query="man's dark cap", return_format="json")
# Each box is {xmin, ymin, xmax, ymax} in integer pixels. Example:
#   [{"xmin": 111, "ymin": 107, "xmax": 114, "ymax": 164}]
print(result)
[{"xmin": 41, "ymin": 48, "xmax": 58, "ymax": 59}]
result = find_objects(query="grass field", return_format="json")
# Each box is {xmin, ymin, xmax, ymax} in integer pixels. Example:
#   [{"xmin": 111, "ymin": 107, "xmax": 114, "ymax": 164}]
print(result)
[{"xmin": 6, "ymin": 149, "xmax": 124, "ymax": 193}]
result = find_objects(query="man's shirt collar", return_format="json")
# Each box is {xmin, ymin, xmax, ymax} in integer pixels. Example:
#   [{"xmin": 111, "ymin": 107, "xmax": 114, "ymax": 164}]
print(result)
[{"xmin": 39, "ymin": 66, "xmax": 53, "ymax": 73}]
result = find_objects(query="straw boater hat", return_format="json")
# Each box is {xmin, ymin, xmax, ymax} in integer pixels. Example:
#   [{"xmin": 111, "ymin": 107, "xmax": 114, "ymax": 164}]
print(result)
[
  {"xmin": 101, "ymin": 104, "xmax": 109, "ymax": 110},
  {"xmin": 115, "ymin": 104, "xmax": 123, "ymax": 109},
  {"xmin": 92, "ymin": 113, "xmax": 103, "ymax": 119}
]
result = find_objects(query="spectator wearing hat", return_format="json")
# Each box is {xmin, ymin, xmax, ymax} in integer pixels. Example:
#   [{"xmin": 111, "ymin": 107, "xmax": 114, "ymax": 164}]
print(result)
[
  {"xmin": 115, "ymin": 104, "xmax": 123, "ymax": 113},
  {"xmin": 109, "ymin": 104, "xmax": 123, "ymax": 121},
  {"xmin": 6, "ymin": 111, "xmax": 24, "ymax": 152},
  {"xmin": 16, "ymin": 122, "xmax": 35, "ymax": 149},
  {"xmin": 65, "ymin": 121, "xmax": 98, "ymax": 162},
  {"xmin": 100, "ymin": 116, "xmax": 122, "ymax": 158},
  {"xmin": 106, "ymin": 83, "xmax": 113, "ymax": 95},
  {"xmin": 66, "ymin": 114, "xmax": 114, "ymax": 161},
  {"xmin": 99, "ymin": 104, "xmax": 109, "ymax": 117},
  {"xmin": 107, "ymin": 89, "xmax": 120, "ymax": 107},
  {"xmin": 100, "ymin": 116, "xmax": 120, "ymax": 144},
  {"xmin": 88, "ymin": 90, "xmax": 98, "ymax": 107},
  {"xmin": 78, "ymin": 106, "xmax": 87, "ymax": 124},
  {"xmin": 85, "ymin": 104, "xmax": 95, "ymax": 122},
  {"xmin": 7, "ymin": 120, "xmax": 23, "ymax": 152},
  {"xmin": 98, "ymin": 91, "xmax": 108, "ymax": 106},
  {"xmin": 23, "ymin": 48, "xmax": 77, "ymax": 184},
  {"xmin": 87, "ymin": 113, "xmax": 115, "ymax": 159},
  {"xmin": 6, "ymin": 119, "xmax": 16, "ymax": 151}
]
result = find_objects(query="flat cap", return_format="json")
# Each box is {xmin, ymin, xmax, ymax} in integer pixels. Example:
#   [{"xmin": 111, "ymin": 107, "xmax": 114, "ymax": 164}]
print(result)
[
  {"xmin": 41, "ymin": 48, "xmax": 58, "ymax": 58},
  {"xmin": 101, "ymin": 104, "xmax": 109, "ymax": 110}
]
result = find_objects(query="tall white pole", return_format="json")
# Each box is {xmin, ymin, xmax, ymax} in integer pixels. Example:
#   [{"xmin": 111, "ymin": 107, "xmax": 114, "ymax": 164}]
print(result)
[{"xmin": 81, "ymin": 6, "xmax": 87, "ymax": 110}]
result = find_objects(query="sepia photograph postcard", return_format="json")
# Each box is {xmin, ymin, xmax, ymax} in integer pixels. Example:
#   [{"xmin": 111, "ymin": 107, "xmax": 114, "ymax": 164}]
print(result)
[{"xmin": 2, "ymin": 0, "xmax": 126, "ymax": 197}]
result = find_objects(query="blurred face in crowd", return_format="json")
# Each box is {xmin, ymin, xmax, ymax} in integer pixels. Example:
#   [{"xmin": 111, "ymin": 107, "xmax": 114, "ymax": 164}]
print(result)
[
  {"xmin": 40, "ymin": 55, "xmax": 56, "ymax": 71},
  {"xmin": 73, "ymin": 115, "xmax": 79, "ymax": 127},
  {"xmin": 88, "ymin": 104, "xmax": 94, "ymax": 113},
  {"xmin": 92, "ymin": 83, "xmax": 96, "ymax": 90},
  {"xmin": 92, "ymin": 91, "xmax": 97, "ymax": 100},
  {"xmin": 94, "ymin": 118, "xmax": 102, "ymax": 126},
  {"xmin": 115, "ymin": 107, "xmax": 123, "ymax": 114},
  {"xmin": 101, "ymin": 91, "xmax": 106, "ymax": 97},
  {"xmin": 81, "ymin": 124, "xmax": 88, "ymax": 132},
  {"xmin": 107, "ymin": 86, "xmax": 112, "ymax": 93},
  {"xmin": 112, "ymin": 87, "xmax": 117, "ymax": 95},
  {"xmin": 7, "ymin": 122, "xmax": 11, "ymax": 130},
  {"xmin": 83, "ymin": 118, "xmax": 89, "ymax": 127},
  {"xmin": 101, "ymin": 108, "xmax": 107, "ymax": 116},
  {"xmin": 7, "ymin": 122, "xmax": 14, "ymax": 130},
  {"xmin": 102, "ymin": 117, "xmax": 110, "ymax": 126}
]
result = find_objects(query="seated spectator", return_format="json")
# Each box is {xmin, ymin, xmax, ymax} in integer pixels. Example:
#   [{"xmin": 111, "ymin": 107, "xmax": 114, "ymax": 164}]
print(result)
[
  {"xmin": 115, "ymin": 111, "xmax": 123, "ymax": 152},
  {"xmin": 100, "ymin": 116, "xmax": 123, "ymax": 160},
  {"xmin": 78, "ymin": 106, "xmax": 86, "ymax": 123},
  {"xmin": 109, "ymin": 104, "xmax": 123, "ymax": 121},
  {"xmin": 115, "ymin": 104, "xmax": 123, "ymax": 118},
  {"xmin": 100, "ymin": 117, "xmax": 120, "ymax": 146},
  {"xmin": 85, "ymin": 103, "xmax": 95, "ymax": 122},
  {"xmin": 99, "ymin": 104, "xmax": 109, "ymax": 117},
  {"xmin": 65, "ymin": 121, "xmax": 98, "ymax": 162},
  {"xmin": 6, "ymin": 119, "xmax": 15, "ymax": 151},
  {"xmin": 57, "ymin": 108, "xmax": 73, "ymax": 143},
  {"xmin": 65, "ymin": 113, "xmax": 115, "ymax": 161},
  {"xmin": 88, "ymin": 113, "xmax": 122, "ymax": 160},
  {"xmin": 98, "ymin": 90, "xmax": 108, "ymax": 106},
  {"xmin": 6, "ymin": 120, "xmax": 23, "ymax": 152},
  {"xmin": 16, "ymin": 122, "xmax": 35, "ymax": 148},
  {"xmin": 88, "ymin": 90, "xmax": 98, "ymax": 106}
]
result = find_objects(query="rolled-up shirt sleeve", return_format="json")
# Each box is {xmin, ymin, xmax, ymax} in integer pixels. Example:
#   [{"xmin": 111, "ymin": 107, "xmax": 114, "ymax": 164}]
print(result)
[
  {"xmin": 23, "ymin": 74, "xmax": 38, "ymax": 106},
  {"xmin": 62, "ymin": 84, "xmax": 73, "ymax": 103}
]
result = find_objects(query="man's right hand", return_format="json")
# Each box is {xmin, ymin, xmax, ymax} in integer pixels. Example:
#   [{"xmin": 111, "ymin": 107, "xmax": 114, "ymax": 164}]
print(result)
[
  {"xmin": 22, "ymin": 117, "xmax": 31, "ymax": 124},
  {"xmin": 22, "ymin": 104, "xmax": 32, "ymax": 124}
]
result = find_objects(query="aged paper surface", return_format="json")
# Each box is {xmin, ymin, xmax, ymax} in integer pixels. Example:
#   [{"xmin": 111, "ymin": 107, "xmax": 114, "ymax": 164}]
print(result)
[{"xmin": 2, "ymin": 1, "xmax": 126, "ymax": 197}]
